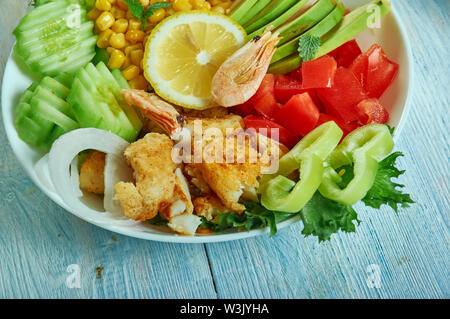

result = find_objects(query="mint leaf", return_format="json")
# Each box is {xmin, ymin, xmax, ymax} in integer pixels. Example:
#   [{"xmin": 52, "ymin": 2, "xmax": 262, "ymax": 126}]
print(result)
[
  {"xmin": 300, "ymin": 192, "xmax": 359, "ymax": 242},
  {"xmin": 298, "ymin": 34, "xmax": 321, "ymax": 62},
  {"xmin": 123, "ymin": 0, "xmax": 144, "ymax": 20},
  {"xmin": 362, "ymin": 152, "xmax": 415, "ymax": 212}
]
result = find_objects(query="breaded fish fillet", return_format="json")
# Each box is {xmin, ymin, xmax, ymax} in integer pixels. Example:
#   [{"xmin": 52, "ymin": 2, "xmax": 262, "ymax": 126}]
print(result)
[{"xmin": 114, "ymin": 133, "xmax": 193, "ymax": 222}]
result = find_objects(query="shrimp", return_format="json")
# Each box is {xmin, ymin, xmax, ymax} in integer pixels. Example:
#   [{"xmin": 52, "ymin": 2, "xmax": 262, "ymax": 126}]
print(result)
[
  {"xmin": 122, "ymin": 89, "xmax": 185, "ymax": 139},
  {"xmin": 211, "ymin": 26, "xmax": 282, "ymax": 107}
]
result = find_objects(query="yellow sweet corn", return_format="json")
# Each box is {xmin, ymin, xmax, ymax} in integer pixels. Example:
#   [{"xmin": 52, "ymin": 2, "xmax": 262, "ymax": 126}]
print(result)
[
  {"xmin": 108, "ymin": 49, "xmax": 126, "ymax": 69},
  {"xmin": 110, "ymin": 32, "xmax": 126, "ymax": 49},
  {"xmin": 122, "ymin": 65, "xmax": 140, "ymax": 80},
  {"xmin": 96, "ymin": 12, "xmax": 115, "ymax": 31}
]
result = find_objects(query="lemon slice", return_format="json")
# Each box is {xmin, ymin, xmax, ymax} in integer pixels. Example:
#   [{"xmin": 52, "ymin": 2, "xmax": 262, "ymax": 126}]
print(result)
[{"xmin": 143, "ymin": 11, "xmax": 247, "ymax": 109}]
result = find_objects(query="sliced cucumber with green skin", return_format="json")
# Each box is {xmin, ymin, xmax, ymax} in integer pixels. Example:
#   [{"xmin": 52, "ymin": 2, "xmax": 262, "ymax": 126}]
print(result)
[
  {"xmin": 271, "ymin": 3, "xmax": 345, "ymax": 64},
  {"xmin": 277, "ymin": 0, "xmax": 337, "ymax": 46},
  {"xmin": 269, "ymin": 0, "xmax": 390, "ymax": 74},
  {"xmin": 35, "ymin": 0, "xmax": 95, "ymax": 10},
  {"xmin": 15, "ymin": 74, "xmax": 77, "ymax": 149},
  {"xmin": 244, "ymin": 0, "xmax": 298, "ymax": 34},
  {"xmin": 247, "ymin": 0, "xmax": 309, "ymax": 40},
  {"xmin": 14, "ymin": 0, "xmax": 97, "ymax": 77},
  {"xmin": 229, "ymin": 0, "xmax": 259, "ymax": 25},
  {"xmin": 240, "ymin": 0, "xmax": 272, "ymax": 27},
  {"xmin": 68, "ymin": 62, "xmax": 143, "ymax": 142}
]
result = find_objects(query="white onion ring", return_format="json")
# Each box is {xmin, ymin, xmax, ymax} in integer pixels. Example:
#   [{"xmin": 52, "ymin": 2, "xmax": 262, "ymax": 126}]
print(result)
[{"xmin": 48, "ymin": 128, "xmax": 138, "ymax": 226}]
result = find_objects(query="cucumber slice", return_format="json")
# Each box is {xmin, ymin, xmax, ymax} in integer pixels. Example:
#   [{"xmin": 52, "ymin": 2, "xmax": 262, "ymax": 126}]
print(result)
[
  {"xmin": 14, "ymin": 74, "xmax": 78, "ymax": 149},
  {"xmin": 35, "ymin": 0, "xmax": 95, "ymax": 10},
  {"xmin": 67, "ymin": 63, "xmax": 143, "ymax": 142},
  {"xmin": 13, "ymin": 0, "xmax": 97, "ymax": 76}
]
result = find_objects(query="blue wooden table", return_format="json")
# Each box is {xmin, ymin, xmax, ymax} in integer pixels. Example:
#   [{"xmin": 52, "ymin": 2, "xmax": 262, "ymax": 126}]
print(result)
[{"xmin": 0, "ymin": 0, "xmax": 448, "ymax": 299}]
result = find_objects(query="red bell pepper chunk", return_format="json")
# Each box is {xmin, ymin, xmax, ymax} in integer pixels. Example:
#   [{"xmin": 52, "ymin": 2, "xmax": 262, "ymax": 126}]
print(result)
[
  {"xmin": 356, "ymin": 98, "xmax": 390, "ymax": 124},
  {"xmin": 316, "ymin": 67, "xmax": 367, "ymax": 123},
  {"xmin": 243, "ymin": 115, "xmax": 299, "ymax": 148},
  {"xmin": 350, "ymin": 44, "xmax": 399, "ymax": 98},
  {"xmin": 349, "ymin": 52, "xmax": 368, "ymax": 87},
  {"xmin": 288, "ymin": 67, "xmax": 302, "ymax": 82},
  {"xmin": 231, "ymin": 100, "xmax": 256, "ymax": 116},
  {"xmin": 252, "ymin": 92, "xmax": 279, "ymax": 119},
  {"xmin": 301, "ymin": 55, "xmax": 337, "ymax": 89},
  {"xmin": 249, "ymin": 74, "xmax": 279, "ymax": 118},
  {"xmin": 250, "ymin": 74, "xmax": 275, "ymax": 104},
  {"xmin": 275, "ymin": 93, "xmax": 320, "ymax": 137},
  {"xmin": 274, "ymin": 74, "xmax": 304, "ymax": 103},
  {"xmin": 365, "ymin": 45, "xmax": 399, "ymax": 98},
  {"xmin": 328, "ymin": 39, "xmax": 362, "ymax": 68},
  {"xmin": 316, "ymin": 113, "xmax": 361, "ymax": 137},
  {"xmin": 274, "ymin": 74, "xmax": 324, "ymax": 111}
]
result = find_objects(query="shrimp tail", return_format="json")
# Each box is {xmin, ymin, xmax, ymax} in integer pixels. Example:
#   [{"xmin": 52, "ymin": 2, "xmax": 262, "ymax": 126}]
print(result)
[{"xmin": 122, "ymin": 89, "xmax": 184, "ymax": 139}]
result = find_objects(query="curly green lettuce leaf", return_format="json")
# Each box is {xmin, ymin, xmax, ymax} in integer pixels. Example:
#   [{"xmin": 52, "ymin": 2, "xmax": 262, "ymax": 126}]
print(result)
[
  {"xmin": 362, "ymin": 152, "xmax": 415, "ymax": 212},
  {"xmin": 337, "ymin": 151, "xmax": 414, "ymax": 213},
  {"xmin": 300, "ymin": 192, "xmax": 359, "ymax": 242},
  {"xmin": 200, "ymin": 202, "xmax": 297, "ymax": 237}
]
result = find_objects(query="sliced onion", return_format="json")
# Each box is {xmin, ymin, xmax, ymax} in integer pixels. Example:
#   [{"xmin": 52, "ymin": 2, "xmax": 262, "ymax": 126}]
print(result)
[
  {"xmin": 48, "ymin": 128, "xmax": 138, "ymax": 226},
  {"xmin": 104, "ymin": 153, "xmax": 133, "ymax": 216}
]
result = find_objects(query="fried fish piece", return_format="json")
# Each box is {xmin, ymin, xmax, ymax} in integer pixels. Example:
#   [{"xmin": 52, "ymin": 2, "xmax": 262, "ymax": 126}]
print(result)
[
  {"xmin": 79, "ymin": 150, "xmax": 105, "ymax": 195},
  {"xmin": 114, "ymin": 133, "xmax": 193, "ymax": 222}
]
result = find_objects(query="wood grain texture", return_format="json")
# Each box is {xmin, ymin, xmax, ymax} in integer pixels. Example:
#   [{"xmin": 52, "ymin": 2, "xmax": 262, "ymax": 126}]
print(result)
[
  {"xmin": 0, "ymin": 0, "xmax": 449, "ymax": 299},
  {"xmin": 205, "ymin": 0, "xmax": 450, "ymax": 299}
]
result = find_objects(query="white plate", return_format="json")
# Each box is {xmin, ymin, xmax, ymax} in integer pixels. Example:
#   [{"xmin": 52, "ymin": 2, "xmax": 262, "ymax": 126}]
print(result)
[{"xmin": 1, "ymin": 0, "xmax": 413, "ymax": 243}]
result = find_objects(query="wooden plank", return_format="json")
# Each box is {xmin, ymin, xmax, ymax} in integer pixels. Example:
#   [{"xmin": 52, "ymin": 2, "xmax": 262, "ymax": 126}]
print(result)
[
  {"xmin": 205, "ymin": 0, "xmax": 450, "ymax": 299},
  {"xmin": 0, "ymin": 1, "xmax": 216, "ymax": 299}
]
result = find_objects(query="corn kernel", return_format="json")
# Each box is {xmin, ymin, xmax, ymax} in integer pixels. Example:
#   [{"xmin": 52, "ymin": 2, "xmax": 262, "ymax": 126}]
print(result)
[
  {"xmin": 109, "ymin": 0, "xmax": 117, "ymax": 4},
  {"xmin": 87, "ymin": 7, "xmax": 102, "ymax": 21},
  {"xmin": 122, "ymin": 65, "xmax": 140, "ymax": 80},
  {"xmin": 149, "ymin": 8, "xmax": 166, "ymax": 24},
  {"xmin": 121, "ymin": 55, "xmax": 132, "ymax": 70},
  {"xmin": 128, "ymin": 18, "xmax": 142, "ymax": 31},
  {"xmin": 108, "ymin": 49, "xmax": 126, "ymax": 69},
  {"xmin": 112, "ymin": 18, "xmax": 129, "ymax": 33},
  {"xmin": 96, "ymin": 12, "xmax": 115, "ymax": 31},
  {"xmin": 217, "ymin": 1, "xmax": 232, "ymax": 9},
  {"xmin": 173, "ymin": 0, "xmax": 192, "ymax": 11},
  {"xmin": 198, "ymin": 2, "xmax": 211, "ymax": 10},
  {"xmin": 209, "ymin": 0, "xmax": 221, "ymax": 5},
  {"xmin": 106, "ymin": 46, "xmax": 116, "ymax": 55},
  {"xmin": 129, "ymin": 75, "xmax": 148, "ymax": 90},
  {"xmin": 97, "ymin": 29, "xmax": 113, "ymax": 48},
  {"xmin": 110, "ymin": 32, "xmax": 126, "ymax": 49},
  {"xmin": 95, "ymin": 0, "xmax": 111, "ymax": 11},
  {"xmin": 211, "ymin": 5, "xmax": 225, "ymax": 14},
  {"xmin": 111, "ymin": 6, "xmax": 126, "ymax": 19},
  {"xmin": 130, "ymin": 49, "xmax": 144, "ymax": 65},
  {"xmin": 125, "ymin": 29, "xmax": 145, "ymax": 44},
  {"xmin": 140, "ymin": 0, "xmax": 150, "ymax": 6},
  {"xmin": 126, "ymin": 10, "xmax": 134, "ymax": 20},
  {"xmin": 125, "ymin": 43, "xmax": 144, "ymax": 56},
  {"xmin": 116, "ymin": 0, "xmax": 129, "ymax": 10}
]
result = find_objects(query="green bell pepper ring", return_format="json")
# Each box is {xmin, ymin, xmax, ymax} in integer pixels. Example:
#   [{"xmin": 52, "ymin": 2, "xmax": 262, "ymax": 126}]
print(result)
[
  {"xmin": 318, "ymin": 124, "xmax": 394, "ymax": 205},
  {"xmin": 260, "ymin": 121, "xmax": 343, "ymax": 213}
]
